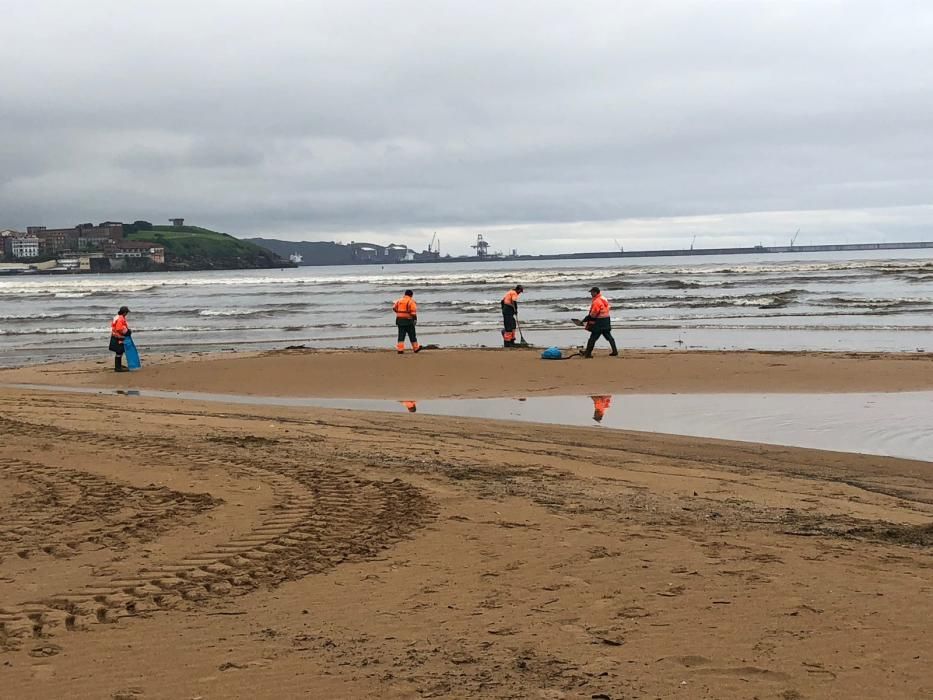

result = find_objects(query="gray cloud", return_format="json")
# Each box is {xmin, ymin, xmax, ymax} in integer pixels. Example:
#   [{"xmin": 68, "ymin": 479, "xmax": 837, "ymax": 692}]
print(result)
[{"xmin": 2, "ymin": 0, "xmax": 932, "ymax": 253}]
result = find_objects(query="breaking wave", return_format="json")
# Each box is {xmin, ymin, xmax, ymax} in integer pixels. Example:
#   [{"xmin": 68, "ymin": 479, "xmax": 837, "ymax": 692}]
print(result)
[
  {"xmin": 812, "ymin": 296, "xmax": 933, "ymax": 310},
  {"xmin": 196, "ymin": 306, "xmax": 312, "ymax": 317},
  {"xmin": 2, "ymin": 251, "xmax": 930, "ymax": 358}
]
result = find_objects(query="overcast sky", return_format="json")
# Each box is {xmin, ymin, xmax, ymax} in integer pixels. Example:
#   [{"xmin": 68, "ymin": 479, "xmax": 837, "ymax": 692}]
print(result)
[{"xmin": 2, "ymin": 1, "xmax": 932, "ymax": 254}]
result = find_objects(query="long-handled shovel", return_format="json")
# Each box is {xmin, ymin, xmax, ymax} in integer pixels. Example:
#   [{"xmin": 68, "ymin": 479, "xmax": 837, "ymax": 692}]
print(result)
[{"xmin": 515, "ymin": 319, "xmax": 530, "ymax": 347}]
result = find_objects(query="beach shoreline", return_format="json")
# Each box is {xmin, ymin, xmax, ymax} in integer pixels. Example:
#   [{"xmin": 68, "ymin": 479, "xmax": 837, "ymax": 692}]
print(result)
[
  {"xmin": 2, "ymin": 347, "xmax": 932, "ymax": 399},
  {"xmin": 1, "ymin": 349, "xmax": 931, "ymax": 698},
  {"xmin": 3, "ymin": 251, "xmax": 932, "ymax": 363}
]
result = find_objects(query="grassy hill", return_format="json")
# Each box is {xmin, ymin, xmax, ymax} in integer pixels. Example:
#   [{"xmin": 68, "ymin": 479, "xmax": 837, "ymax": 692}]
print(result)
[{"xmin": 128, "ymin": 225, "xmax": 291, "ymax": 270}]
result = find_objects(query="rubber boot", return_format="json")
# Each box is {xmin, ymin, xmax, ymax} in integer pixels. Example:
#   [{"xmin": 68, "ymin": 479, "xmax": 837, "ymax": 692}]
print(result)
[{"xmin": 114, "ymin": 355, "xmax": 127, "ymax": 372}]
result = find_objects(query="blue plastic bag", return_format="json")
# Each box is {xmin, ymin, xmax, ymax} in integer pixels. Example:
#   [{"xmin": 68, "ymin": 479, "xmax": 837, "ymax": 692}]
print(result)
[
  {"xmin": 124, "ymin": 336, "xmax": 141, "ymax": 370},
  {"xmin": 540, "ymin": 346, "xmax": 562, "ymax": 360}
]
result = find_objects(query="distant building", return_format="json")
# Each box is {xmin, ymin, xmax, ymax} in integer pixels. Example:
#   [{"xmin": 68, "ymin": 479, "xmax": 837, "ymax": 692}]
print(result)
[
  {"xmin": 348, "ymin": 241, "xmax": 411, "ymax": 263},
  {"xmin": 38, "ymin": 228, "xmax": 77, "ymax": 254},
  {"xmin": 24, "ymin": 222, "xmax": 124, "ymax": 255},
  {"xmin": 112, "ymin": 240, "xmax": 165, "ymax": 264},
  {"xmin": 1, "ymin": 229, "xmax": 21, "ymax": 259},
  {"xmin": 66, "ymin": 252, "xmax": 109, "ymax": 271},
  {"xmin": 349, "ymin": 242, "xmax": 383, "ymax": 263},
  {"xmin": 77, "ymin": 222, "xmax": 124, "ymax": 250},
  {"xmin": 2, "ymin": 230, "xmax": 39, "ymax": 259},
  {"xmin": 385, "ymin": 244, "xmax": 410, "ymax": 262},
  {"xmin": 55, "ymin": 256, "xmax": 83, "ymax": 271},
  {"xmin": 170, "ymin": 218, "xmax": 185, "ymax": 228},
  {"xmin": 10, "ymin": 235, "xmax": 40, "ymax": 259}
]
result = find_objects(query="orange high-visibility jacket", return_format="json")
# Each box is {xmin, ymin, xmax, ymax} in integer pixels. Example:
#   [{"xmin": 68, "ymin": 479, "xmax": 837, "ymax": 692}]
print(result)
[
  {"xmin": 588, "ymin": 294, "xmax": 611, "ymax": 319},
  {"xmin": 502, "ymin": 289, "xmax": 520, "ymax": 308},
  {"xmin": 111, "ymin": 314, "xmax": 129, "ymax": 339},
  {"xmin": 393, "ymin": 296, "xmax": 417, "ymax": 319}
]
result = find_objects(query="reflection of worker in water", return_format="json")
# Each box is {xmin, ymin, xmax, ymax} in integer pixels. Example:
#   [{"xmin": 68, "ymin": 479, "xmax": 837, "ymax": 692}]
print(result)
[
  {"xmin": 591, "ymin": 395, "xmax": 612, "ymax": 422},
  {"xmin": 401, "ymin": 401, "xmax": 417, "ymax": 413}
]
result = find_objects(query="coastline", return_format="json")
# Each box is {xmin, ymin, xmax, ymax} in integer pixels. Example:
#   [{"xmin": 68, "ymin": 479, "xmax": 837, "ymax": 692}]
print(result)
[
  {"xmin": 250, "ymin": 238, "xmax": 933, "ymax": 265},
  {"xmin": 4, "ymin": 252, "xmax": 931, "ymax": 363},
  {"xmin": 1, "ymin": 349, "xmax": 931, "ymax": 698}
]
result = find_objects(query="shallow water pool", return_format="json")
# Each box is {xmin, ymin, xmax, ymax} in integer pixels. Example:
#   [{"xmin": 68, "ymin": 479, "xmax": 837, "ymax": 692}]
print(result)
[{"xmin": 5, "ymin": 383, "xmax": 931, "ymax": 463}]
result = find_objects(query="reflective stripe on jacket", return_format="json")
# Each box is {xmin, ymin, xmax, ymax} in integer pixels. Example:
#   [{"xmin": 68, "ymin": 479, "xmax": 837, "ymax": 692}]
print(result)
[
  {"xmin": 589, "ymin": 294, "xmax": 610, "ymax": 319},
  {"xmin": 393, "ymin": 297, "xmax": 417, "ymax": 319}
]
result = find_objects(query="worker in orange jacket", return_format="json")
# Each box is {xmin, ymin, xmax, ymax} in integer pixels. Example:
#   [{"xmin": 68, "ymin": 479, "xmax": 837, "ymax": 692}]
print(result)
[
  {"xmin": 401, "ymin": 401, "xmax": 417, "ymax": 413},
  {"xmin": 393, "ymin": 289, "xmax": 421, "ymax": 354},
  {"xmin": 591, "ymin": 395, "xmax": 612, "ymax": 422},
  {"xmin": 582, "ymin": 286, "xmax": 618, "ymax": 358},
  {"xmin": 108, "ymin": 305, "xmax": 131, "ymax": 372},
  {"xmin": 500, "ymin": 284, "xmax": 524, "ymax": 347}
]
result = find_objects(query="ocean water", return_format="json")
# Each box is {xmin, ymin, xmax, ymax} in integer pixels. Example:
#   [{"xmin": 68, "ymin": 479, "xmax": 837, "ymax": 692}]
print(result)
[{"xmin": 1, "ymin": 250, "xmax": 931, "ymax": 365}]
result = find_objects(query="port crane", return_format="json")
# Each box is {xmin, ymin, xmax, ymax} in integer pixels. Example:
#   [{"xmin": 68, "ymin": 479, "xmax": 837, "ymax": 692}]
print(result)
[
  {"xmin": 690, "ymin": 235, "xmax": 697, "ymax": 251},
  {"xmin": 613, "ymin": 239, "xmax": 624, "ymax": 254},
  {"xmin": 428, "ymin": 232, "xmax": 439, "ymax": 255},
  {"xmin": 790, "ymin": 229, "xmax": 800, "ymax": 248},
  {"xmin": 471, "ymin": 233, "xmax": 490, "ymax": 258}
]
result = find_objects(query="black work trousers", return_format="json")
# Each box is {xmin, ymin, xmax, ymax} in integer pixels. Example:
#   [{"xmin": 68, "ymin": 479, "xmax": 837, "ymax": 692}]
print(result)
[
  {"xmin": 109, "ymin": 335, "xmax": 124, "ymax": 367},
  {"xmin": 397, "ymin": 322, "xmax": 417, "ymax": 345},
  {"xmin": 502, "ymin": 306, "xmax": 516, "ymax": 333},
  {"xmin": 584, "ymin": 318, "xmax": 617, "ymax": 356}
]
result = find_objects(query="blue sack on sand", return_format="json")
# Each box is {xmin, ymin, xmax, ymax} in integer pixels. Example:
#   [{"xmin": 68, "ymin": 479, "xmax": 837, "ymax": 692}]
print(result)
[
  {"xmin": 124, "ymin": 336, "xmax": 141, "ymax": 370},
  {"xmin": 541, "ymin": 346, "xmax": 562, "ymax": 360}
]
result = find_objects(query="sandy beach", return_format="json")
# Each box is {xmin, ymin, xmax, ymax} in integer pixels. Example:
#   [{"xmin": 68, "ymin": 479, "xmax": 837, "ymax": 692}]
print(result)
[
  {"xmin": 4, "ymin": 348, "xmax": 933, "ymax": 398},
  {"xmin": 1, "ymin": 350, "xmax": 931, "ymax": 698}
]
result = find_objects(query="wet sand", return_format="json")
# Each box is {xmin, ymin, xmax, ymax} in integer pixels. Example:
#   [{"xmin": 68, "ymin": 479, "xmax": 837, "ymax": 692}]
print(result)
[
  {"xmin": 4, "ymin": 347, "xmax": 933, "ymax": 398},
  {"xmin": 1, "ymin": 350, "xmax": 932, "ymax": 698}
]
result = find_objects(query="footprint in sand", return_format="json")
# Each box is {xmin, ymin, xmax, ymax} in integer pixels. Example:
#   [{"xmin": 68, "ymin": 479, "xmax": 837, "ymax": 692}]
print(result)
[{"xmin": 666, "ymin": 655, "xmax": 790, "ymax": 682}]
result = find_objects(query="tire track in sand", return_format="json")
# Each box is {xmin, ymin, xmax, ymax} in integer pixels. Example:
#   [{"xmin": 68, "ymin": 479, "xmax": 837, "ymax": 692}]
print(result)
[
  {"xmin": 0, "ymin": 458, "xmax": 218, "ymax": 563},
  {"xmin": 0, "ymin": 412, "xmax": 432, "ymax": 651}
]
